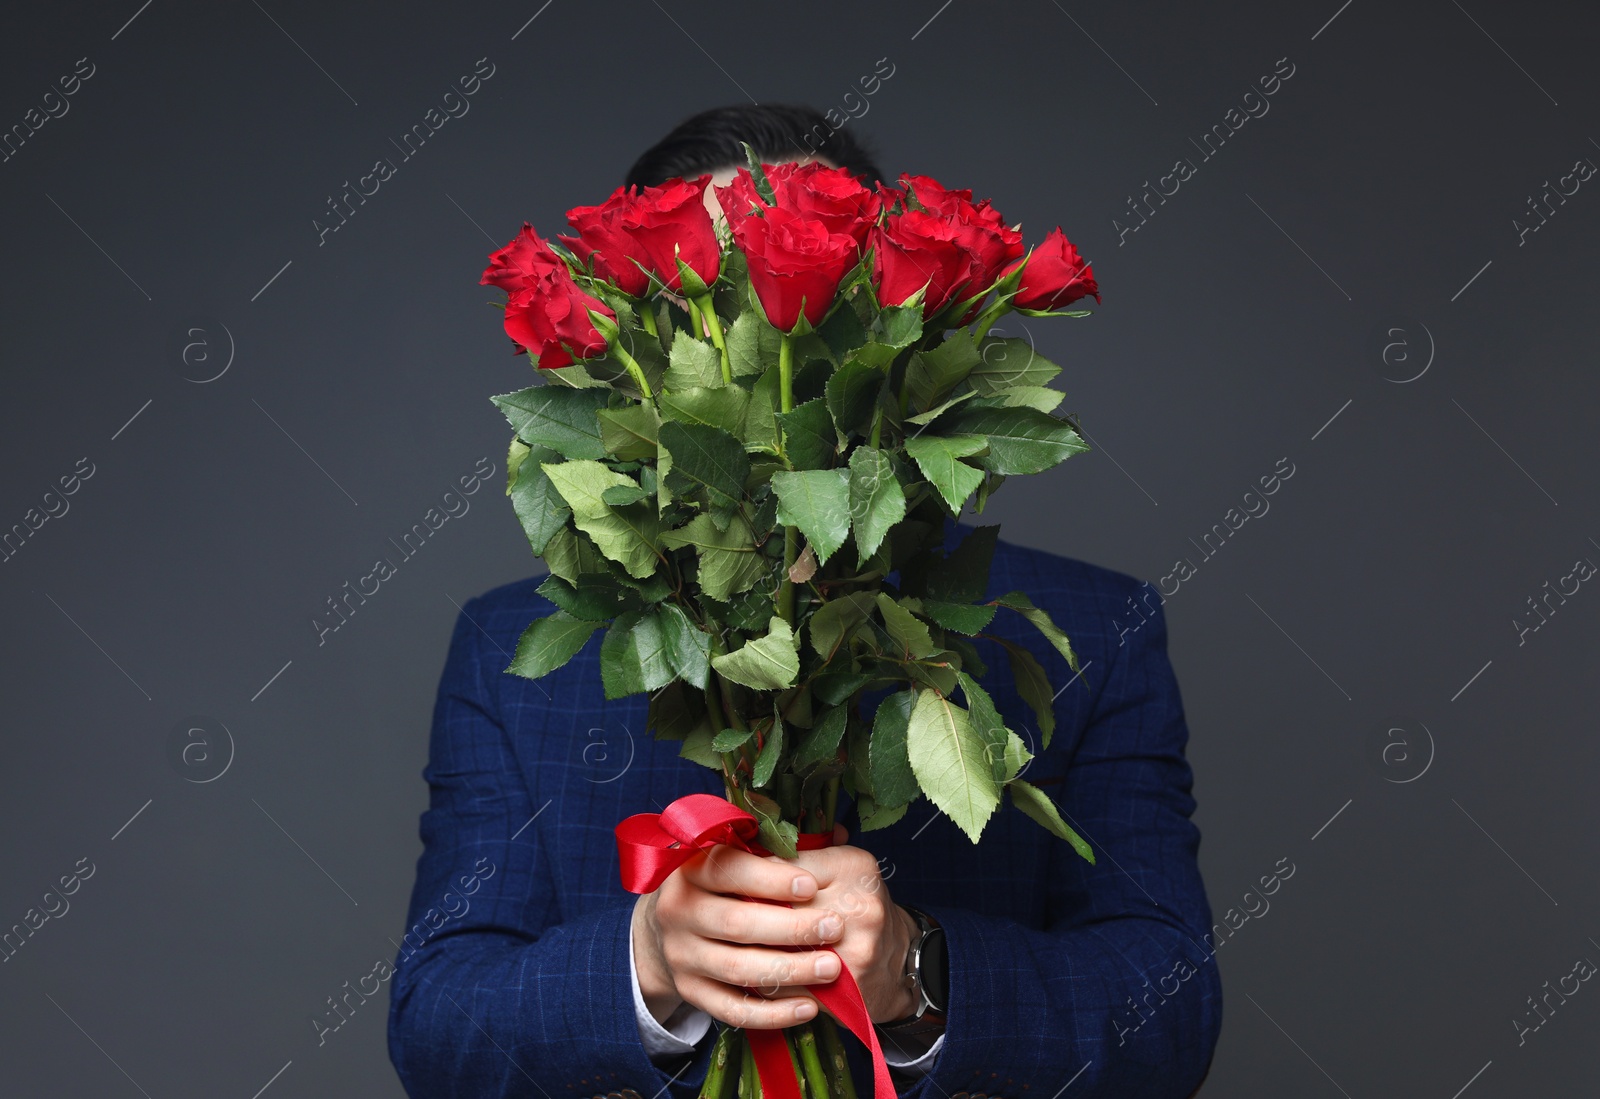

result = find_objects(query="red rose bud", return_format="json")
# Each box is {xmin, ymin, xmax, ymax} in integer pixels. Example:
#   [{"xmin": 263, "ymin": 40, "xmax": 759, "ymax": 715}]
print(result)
[
  {"xmin": 501, "ymin": 269, "xmax": 615, "ymax": 369},
  {"xmin": 870, "ymin": 208, "xmax": 976, "ymax": 316},
  {"xmin": 1008, "ymin": 228, "xmax": 1100, "ymax": 310},
  {"xmin": 560, "ymin": 186, "xmax": 654, "ymax": 297},
  {"xmin": 732, "ymin": 205, "xmax": 859, "ymax": 333},
  {"xmin": 480, "ymin": 223, "xmax": 566, "ymax": 294},
  {"xmin": 615, "ymin": 175, "xmax": 721, "ymax": 293}
]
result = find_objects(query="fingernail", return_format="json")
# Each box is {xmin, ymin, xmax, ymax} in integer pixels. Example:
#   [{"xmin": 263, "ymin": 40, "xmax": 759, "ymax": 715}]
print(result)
[
  {"xmin": 791, "ymin": 876, "xmax": 815, "ymax": 898},
  {"xmin": 814, "ymin": 954, "xmax": 840, "ymax": 979},
  {"xmin": 817, "ymin": 914, "xmax": 842, "ymax": 938},
  {"xmin": 794, "ymin": 1001, "xmax": 816, "ymax": 1021}
]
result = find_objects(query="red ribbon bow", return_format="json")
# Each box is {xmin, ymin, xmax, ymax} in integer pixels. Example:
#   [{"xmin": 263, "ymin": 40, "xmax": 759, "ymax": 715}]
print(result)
[{"xmin": 615, "ymin": 793, "xmax": 898, "ymax": 1099}]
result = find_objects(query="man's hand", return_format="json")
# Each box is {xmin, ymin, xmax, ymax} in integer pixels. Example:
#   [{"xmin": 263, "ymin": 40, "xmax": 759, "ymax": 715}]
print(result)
[{"xmin": 632, "ymin": 823, "xmax": 920, "ymax": 1031}]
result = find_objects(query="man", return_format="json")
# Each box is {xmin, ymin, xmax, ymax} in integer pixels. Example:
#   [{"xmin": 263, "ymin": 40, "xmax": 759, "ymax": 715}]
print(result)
[{"xmin": 388, "ymin": 105, "xmax": 1221, "ymax": 1099}]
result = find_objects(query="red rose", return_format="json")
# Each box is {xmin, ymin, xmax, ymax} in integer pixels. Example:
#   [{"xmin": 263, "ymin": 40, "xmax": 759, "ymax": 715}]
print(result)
[
  {"xmin": 714, "ymin": 169, "xmax": 765, "ymax": 222},
  {"xmin": 731, "ymin": 205, "xmax": 859, "ymax": 333},
  {"xmin": 1007, "ymin": 228, "xmax": 1100, "ymax": 310},
  {"xmin": 716, "ymin": 162, "xmax": 880, "ymax": 250},
  {"xmin": 559, "ymin": 186, "xmax": 653, "ymax": 297},
  {"xmin": 501, "ymin": 269, "xmax": 615, "ymax": 369},
  {"xmin": 616, "ymin": 176, "xmax": 721, "ymax": 293},
  {"xmin": 869, "ymin": 209, "xmax": 976, "ymax": 315},
  {"xmin": 480, "ymin": 223, "xmax": 565, "ymax": 294},
  {"xmin": 900, "ymin": 174, "xmax": 1022, "ymax": 295}
]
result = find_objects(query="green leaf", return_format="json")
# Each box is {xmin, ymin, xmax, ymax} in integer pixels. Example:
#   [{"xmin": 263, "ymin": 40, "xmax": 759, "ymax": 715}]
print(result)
[
  {"xmin": 873, "ymin": 304, "xmax": 923, "ymax": 349},
  {"xmin": 543, "ymin": 461, "xmax": 663, "ymax": 579},
  {"xmin": 994, "ymin": 636, "xmax": 1056, "ymax": 748},
  {"xmin": 1000, "ymin": 729, "xmax": 1033, "ymax": 783},
  {"xmin": 740, "ymin": 141, "xmax": 778, "ymax": 204},
  {"xmin": 507, "ymin": 611, "xmax": 599, "ymax": 679},
  {"xmin": 536, "ymin": 574, "xmax": 643, "ymax": 621},
  {"xmin": 508, "ymin": 444, "xmax": 570, "ymax": 554},
  {"xmin": 659, "ymin": 421, "xmax": 748, "ymax": 512},
  {"xmin": 600, "ymin": 609, "xmax": 673, "ymax": 699},
  {"xmin": 793, "ymin": 705, "xmax": 848, "ymax": 771},
  {"xmin": 904, "ymin": 434, "xmax": 987, "ymax": 513},
  {"xmin": 771, "ymin": 469, "xmax": 851, "ymax": 565},
  {"xmin": 858, "ymin": 795, "xmax": 910, "ymax": 831},
  {"xmin": 807, "ymin": 591, "xmax": 877, "ymax": 659},
  {"xmin": 847, "ymin": 447, "xmax": 905, "ymax": 561},
  {"xmin": 905, "ymin": 390, "xmax": 978, "ymax": 427},
  {"xmin": 928, "ymin": 525, "xmax": 998, "ymax": 603},
  {"xmin": 825, "ymin": 359, "xmax": 883, "ymax": 438},
  {"xmin": 598, "ymin": 404, "xmax": 660, "ymax": 462},
  {"xmin": 744, "ymin": 789, "xmax": 797, "ymax": 858},
  {"xmin": 726, "ymin": 310, "xmax": 781, "ymax": 378},
  {"xmin": 752, "ymin": 716, "xmax": 784, "ymax": 787},
  {"xmin": 906, "ymin": 689, "xmax": 1001, "ymax": 844},
  {"xmin": 660, "ymin": 386, "xmax": 751, "ymax": 437},
  {"xmin": 919, "ymin": 599, "xmax": 996, "ymax": 635},
  {"xmin": 712, "ymin": 728, "xmax": 753, "ymax": 751},
  {"xmin": 1008, "ymin": 779, "xmax": 1095, "ymax": 864},
  {"xmin": 659, "ymin": 603, "xmax": 712, "ymax": 689},
  {"xmin": 816, "ymin": 298, "xmax": 869, "ymax": 360},
  {"xmin": 958, "ymin": 672, "xmax": 1012, "ymax": 784},
  {"xmin": 744, "ymin": 363, "xmax": 782, "ymax": 454},
  {"xmin": 812, "ymin": 669, "xmax": 871, "ymax": 706},
  {"xmin": 491, "ymin": 387, "xmax": 609, "ymax": 459},
  {"xmin": 869, "ymin": 690, "xmax": 919, "ymax": 809},
  {"xmin": 540, "ymin": 361, "xmax": 612, "ymax": 389},
  {"xmin": 679, "ymin": 725, "xmax": 722, "ymax": 770},
  {"xmin": 994, "ymin": 591, "xmax": 1080, "ymax": 673},
  {"xmin": 905, "ymin": 331, "xmax": 981, "ymax": 409},
  {"xmin": 601, "ymin": 483, "xmax": 650, "ymax": 506},
  {"xmin": 660, "ymin": 513, "xmax": 769, "ymax": 602},
  {"xmin": 991, "ymin": 385, "xmax": 1066, "ymax": 413},
  {"xmin": 876, "ymin": 593, "xmax": 937, "ymax": 659},
  {"xmin": 664, "ymin": 334, "xmax": 725, "ymax": 389},
  {"xmin": 540, "ymin": 526, "xmax": 611, "ymax": 585},
  {"xmin": 777, "ymin": 399, "xmax": 838, "ymax": 470},
  {"xmin": 968, "ymin": 338, "xmax": 1063, "ymax": 393},
  {"xmin": 941, "ymin": 406, "xmax": 1088, "ymax": 476},
  {"xmin": 506, "ymin": 437, "xmax": 532, "ymax": 492},
  {"xmin": 710, "ymin": 616, "xmax": 799, "ymax": 690}
]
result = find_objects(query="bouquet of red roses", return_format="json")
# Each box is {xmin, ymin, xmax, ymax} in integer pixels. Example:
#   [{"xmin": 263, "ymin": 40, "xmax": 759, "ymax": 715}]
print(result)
[{"xmin": 482, "ymin": 148, "xmax": 1098, "ymax": 1099}]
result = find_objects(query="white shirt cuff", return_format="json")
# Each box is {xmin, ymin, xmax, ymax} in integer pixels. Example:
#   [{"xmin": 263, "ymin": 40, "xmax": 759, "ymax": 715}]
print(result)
[
  {"xmin": 879, "ymin": 1028, "xmax": 945, "ymax": 1075},
  {"xmin": 629, "ymin": 916, "xmax": 714, "ymax": 1060},
  {"xmin": 629, "ymin": 925, "xmax": 942, "ymax": 1076}
]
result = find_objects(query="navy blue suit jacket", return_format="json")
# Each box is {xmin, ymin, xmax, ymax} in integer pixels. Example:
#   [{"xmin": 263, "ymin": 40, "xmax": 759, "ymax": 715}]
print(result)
[{"xmin": 388, "ymin": 534, "xmax": 1222, "ymax": 1098}]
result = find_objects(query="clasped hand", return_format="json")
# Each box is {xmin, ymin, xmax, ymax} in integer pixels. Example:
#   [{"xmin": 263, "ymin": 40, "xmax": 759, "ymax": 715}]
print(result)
[{"xmin": 632, "ymin": 823, "xmax": 918, "ymax": 1030}]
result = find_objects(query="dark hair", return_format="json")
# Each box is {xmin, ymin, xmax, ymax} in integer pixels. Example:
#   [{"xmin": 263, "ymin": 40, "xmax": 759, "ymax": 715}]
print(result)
[{"xmin": 625, "ymin": 104, "xmax": 885, "ymax": 188}]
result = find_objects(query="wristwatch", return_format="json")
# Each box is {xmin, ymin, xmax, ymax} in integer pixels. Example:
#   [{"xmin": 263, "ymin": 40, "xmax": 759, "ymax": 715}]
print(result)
[{"xmin": 879, "ymin": 904, "xmax": 947, "ymax": 1039}]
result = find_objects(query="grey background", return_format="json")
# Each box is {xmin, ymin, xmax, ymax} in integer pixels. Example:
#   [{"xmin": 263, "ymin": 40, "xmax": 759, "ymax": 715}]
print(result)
[{"xmin": 2, "ymin": 0, "xmax": 1596, "ymax": 1095}]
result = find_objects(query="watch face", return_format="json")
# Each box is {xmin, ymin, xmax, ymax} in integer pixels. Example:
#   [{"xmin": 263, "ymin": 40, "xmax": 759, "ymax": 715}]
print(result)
[{"xmin": 923, "ymin": 927, "xmax": 948, "ymax": 1012}]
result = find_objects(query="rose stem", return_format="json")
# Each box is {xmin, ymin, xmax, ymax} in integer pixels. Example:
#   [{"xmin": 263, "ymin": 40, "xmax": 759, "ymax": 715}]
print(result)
[
  {"xmin": 816, "ymin": 1018, "xmax": 859, "ymax": 1099},
  {"xmin": 695, "ymin": 293, "xmax": 733, "ymax": 384},
  {"xmin": 776, "ymin": 333, "xmax": 798, "ymax": 626},
  {"xmin": 739, "ymin": 1028, "xmax": 762, "ymax": 1099},
  {"xmin": 794, "ymin": 1022, "xmax": 833, "ymax": 1099},
  {"xmin": 639, "ymin": 298, "xmax": 661, "ymax": 342},
  {"xmin": 783, "ymin": 1029, "xmax": 814, "ymax": 1098},
  {"xmin": 610, "ymin": 343, "xmax": 654, "ymax": 401},
  {"xmin": 700, "ymin": 1027, "xmax": 740, "ymax": 1099}
]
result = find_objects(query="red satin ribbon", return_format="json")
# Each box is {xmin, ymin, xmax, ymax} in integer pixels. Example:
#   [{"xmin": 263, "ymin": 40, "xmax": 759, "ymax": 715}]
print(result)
[{"xmin": 615, "ymin": 793, "xmax": 898, "ymax": 1099}]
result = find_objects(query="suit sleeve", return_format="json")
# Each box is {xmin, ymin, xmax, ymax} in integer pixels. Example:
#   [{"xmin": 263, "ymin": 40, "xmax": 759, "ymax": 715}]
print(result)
[
  {"xmin": 904, "ymin": 582, "xmax": 1222, "ymax": 1099},
  {"xmin": 387, "ymin": 599, "xmax": 716, "ymax": 1099}
]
